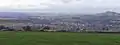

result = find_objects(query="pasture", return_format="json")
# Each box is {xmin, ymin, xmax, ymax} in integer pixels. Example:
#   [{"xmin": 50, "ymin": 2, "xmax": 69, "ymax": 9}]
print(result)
[{"xmin": 0, "ymin": 32, "xmax": 120, "ymax": 45}]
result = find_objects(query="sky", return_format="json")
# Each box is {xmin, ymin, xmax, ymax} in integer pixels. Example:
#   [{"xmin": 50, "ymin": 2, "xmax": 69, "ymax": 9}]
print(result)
[{"xmin": 0, "ymin": 0, "xmax": 120, "ymax": 13}]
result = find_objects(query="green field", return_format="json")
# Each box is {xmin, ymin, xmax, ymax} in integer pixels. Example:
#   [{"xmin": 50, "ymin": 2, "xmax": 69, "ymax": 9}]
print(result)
[{"xmin": 0, "ymin": 32, "xmax": 120, "ymax": 45}]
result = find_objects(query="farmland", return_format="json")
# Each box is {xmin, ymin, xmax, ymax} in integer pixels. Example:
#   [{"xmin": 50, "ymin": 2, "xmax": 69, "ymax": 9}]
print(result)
[{"xmin": 0, "ymin": 32, "xmax": 120, "ymax": 45}]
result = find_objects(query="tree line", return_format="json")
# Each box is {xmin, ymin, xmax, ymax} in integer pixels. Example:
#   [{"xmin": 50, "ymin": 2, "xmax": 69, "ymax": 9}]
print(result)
[{"xmin": 0, "ymin": 25, "xmax": 110, "ymax": 32}]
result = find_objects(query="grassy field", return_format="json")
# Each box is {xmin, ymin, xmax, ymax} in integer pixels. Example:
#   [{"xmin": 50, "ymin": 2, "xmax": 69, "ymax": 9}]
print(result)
[{"xmin": 0, "ymin": 32, "xmax": 120, "ymax": 45}]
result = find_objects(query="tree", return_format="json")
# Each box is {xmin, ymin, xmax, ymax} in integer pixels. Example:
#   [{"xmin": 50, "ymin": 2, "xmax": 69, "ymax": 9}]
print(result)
[
  {"xmin": 22, "ymin": 26, "xmax": 26, "ymax": 31},
  {"xmin": 22, "ymin": 26, "xmax": 32, "ymax": 31},
  {"xmin": 26, "ymin": 26, "xmax": 32, "ymax": 31},
  {"xmin": 6, "ymin": 27, "xmax": 15, "ymax": 31},
  {"xmin": 102, "ymin": 27, "xmax": 109, "ymax": 30},
  {"xmin": 0, "ymin": 25, "xmax": 5, "ymax": 30},
  {"xmin": 76, "ymin": 28, "xmax": 80, "ymax": 32}
]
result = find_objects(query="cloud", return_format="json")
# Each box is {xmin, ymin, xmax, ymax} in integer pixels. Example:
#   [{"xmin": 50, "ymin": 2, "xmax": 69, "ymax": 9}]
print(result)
[
  {"xmin": 0, "ymin": 0, "xmax": 119, "ymax": 13},
  {"xmin": 44, "ymin": 0, "xmax": 120, "ymax": 13},
  {"xmin": 0, "ymin": 0, "xmax": 49, "ymax": 9}
]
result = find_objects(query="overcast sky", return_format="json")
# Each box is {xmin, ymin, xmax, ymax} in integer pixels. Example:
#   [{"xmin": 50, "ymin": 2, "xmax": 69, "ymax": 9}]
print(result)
[{"xmin": 0, "ymin": 0, "xmax": 119, "ymax": 13}]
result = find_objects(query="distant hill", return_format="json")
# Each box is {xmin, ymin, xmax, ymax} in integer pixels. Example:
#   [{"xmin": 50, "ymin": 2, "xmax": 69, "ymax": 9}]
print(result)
[
  {"xmin": 0, "ymin": 12, "xmax": 55, "ymax": 24},
  {"xmin": 96, "ymin": 11, "xmax": 120, "ymax": 16},
  {"xmin": 0, "ymin": 12, "xmax": 30, "ymax": 20}
]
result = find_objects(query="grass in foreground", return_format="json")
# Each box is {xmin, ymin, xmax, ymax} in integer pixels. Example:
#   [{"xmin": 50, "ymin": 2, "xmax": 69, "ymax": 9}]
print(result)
[{"xmin": 0, "ymin": 32, "xmax": 120, "ymax": 45}]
